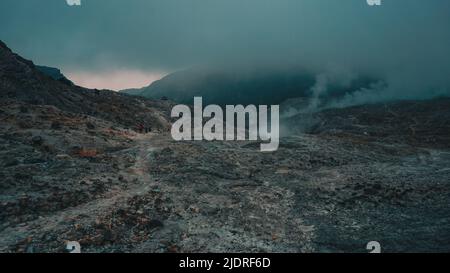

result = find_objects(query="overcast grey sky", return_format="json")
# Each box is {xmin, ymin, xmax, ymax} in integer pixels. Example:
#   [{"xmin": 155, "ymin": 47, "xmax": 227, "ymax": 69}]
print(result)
[{"xmin": 1, "ymin": 0, "xmax": 449, "ymax": 93}]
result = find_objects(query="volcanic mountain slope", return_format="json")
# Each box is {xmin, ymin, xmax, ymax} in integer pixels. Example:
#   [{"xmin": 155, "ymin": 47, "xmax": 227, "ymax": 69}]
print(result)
[
  {"xmin": 35, "ymin": 65, "xmax": 74, "ymax": 85},
  {"xmin": 0, "ymin": 40, "xmax": 173, "ymax": 130},
  {"xmin": 0, "ymin": 41, "xmax": 449, "ymax": 253},
  {"xmin": 121, "ymin": 65, "xmax": 380, "ymax": 106},
  {"xmin": 283, "ymin": 98, "xmax": 450, "ymax": 149},
  {"xmin": 0, "ymin": 41, "xmax": 172, "ymax": 252}
]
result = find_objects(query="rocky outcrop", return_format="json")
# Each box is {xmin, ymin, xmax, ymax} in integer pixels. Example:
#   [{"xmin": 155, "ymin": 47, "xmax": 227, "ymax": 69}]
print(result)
[{"xmin": 35, "ymin": 65, "xmax": 73, "ymax": 86}]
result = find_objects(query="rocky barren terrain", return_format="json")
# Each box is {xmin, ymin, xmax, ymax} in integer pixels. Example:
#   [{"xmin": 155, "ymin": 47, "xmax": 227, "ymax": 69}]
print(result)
[{"xmin": 0, "ymin": 41, "xmax": 449, "ymax": 253}]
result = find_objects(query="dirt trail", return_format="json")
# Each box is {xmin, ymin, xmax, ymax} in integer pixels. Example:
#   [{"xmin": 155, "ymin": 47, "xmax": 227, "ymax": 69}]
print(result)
[
  {"xmin": 0, "ymin": 133, "xmax": 169, "ymax": 251},
  {"xmin": 1, "ymin": 131, "xmax": 449, "ymax": 252}
]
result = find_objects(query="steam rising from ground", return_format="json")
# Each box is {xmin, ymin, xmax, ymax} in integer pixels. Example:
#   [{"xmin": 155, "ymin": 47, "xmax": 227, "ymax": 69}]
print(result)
[
  {"xmin": 281, "ymin": 63, "xmax": 450, "ymax": 118},
  {"xmin": 1, "ymin": 0, "xmax": 449, "ymax": 103}
]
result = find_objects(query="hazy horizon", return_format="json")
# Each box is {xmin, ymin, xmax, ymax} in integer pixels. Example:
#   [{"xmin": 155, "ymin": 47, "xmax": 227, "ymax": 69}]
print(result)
[{"xmin": 1, "ymin": 0, "xmax": 450, "ymax": 98}]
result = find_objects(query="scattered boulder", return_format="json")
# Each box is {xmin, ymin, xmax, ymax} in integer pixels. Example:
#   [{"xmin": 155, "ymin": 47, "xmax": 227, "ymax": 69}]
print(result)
[
  {"xmin": 31, "ymin": 136, "xmax": 43, "ymax": 146},
  {"xmin": 51, "ymin": 121, "xmax": 62, "ymax": 130},
  {"xmin": 86, "ymin": 122, "xmax": 95, "ymax": 130}
]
